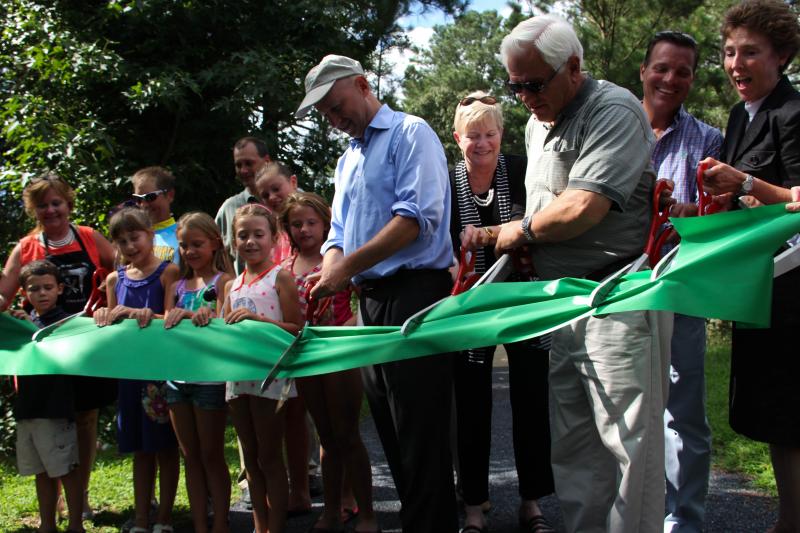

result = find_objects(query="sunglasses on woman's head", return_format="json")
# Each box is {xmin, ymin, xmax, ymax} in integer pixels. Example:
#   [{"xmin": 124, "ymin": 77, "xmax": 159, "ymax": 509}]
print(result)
[
  {"xmin": 459, "ymin": 95, "xmax": 497, "ymax": 106},
  {"xmin": 505, "ymin": 62, "xmax": 565, "ymax": 95},
  {"xmin": 131, "ymin": 189, "xmax": 168, "ymax": 203}
]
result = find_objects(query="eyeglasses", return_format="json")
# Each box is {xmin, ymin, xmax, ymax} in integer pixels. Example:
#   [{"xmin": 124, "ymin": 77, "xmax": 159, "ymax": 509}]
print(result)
[
  {"xmin": 131, "ymin": 189, "xmax": 168, "ymax": 203},
  {"xmin": 459, "ymin": 95, "xmax": 497, "ymax": 107},
  {"xmin": 505, "ymin": 62, "xmax": 565, "ymax": 95}
]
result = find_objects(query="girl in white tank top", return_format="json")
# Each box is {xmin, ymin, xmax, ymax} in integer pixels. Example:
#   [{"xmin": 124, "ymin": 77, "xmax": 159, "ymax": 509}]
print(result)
[
  {"xmin": 225, "ymin": 264, "xmax": 296, "ymax": 400},
  {"xmin": 221, "ymin": 204, "xmax": 302, "ymax": 533}
]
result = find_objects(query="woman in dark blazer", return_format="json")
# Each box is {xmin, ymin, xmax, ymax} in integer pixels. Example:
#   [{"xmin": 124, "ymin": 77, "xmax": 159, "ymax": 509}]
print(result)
[
  {"xmin": 449, "ymin": 91, "xmax": 554, "ymax": 533},
  {"xmin": 702, "ymin": 2, "xmax": 800, "ymax": 531}
]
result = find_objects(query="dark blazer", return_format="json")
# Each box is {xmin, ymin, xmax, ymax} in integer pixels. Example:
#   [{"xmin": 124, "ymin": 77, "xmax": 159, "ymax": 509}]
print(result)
[
  {"xmin": 724, "ymin": 76, "xmax": 800, "ymax": 446},
  {"xmin": 721, "ymin": 76, "xmax": 800, "ymax": 188}
]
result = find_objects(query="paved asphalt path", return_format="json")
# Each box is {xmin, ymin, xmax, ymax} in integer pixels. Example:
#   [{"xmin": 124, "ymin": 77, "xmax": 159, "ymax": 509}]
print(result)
[{"xmin": 222, "ymin": 351, "xmax": 778, "ymax": 533}]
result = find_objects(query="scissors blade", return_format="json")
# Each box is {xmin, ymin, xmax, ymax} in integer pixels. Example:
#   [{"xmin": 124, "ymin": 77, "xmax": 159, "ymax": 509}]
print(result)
[
  {"xmin": 260, "ymin": 327, "xmax": 304, "ymax": 392},
  {"xmin": 399, "ymin": 296, "xmax": 447, "ymax": 336},
  {"xmin": 400, "ymin": 254, "xmax": 513, "ymax": 336},
  {"xmin": 31, "ymin": 311, "xmax": 84, "ymax": 342},
  {"xmin": 275, "ymin": 378, "xmax": 295, "ymax": 412},
  {"xmin": 774, "ymin": 242, "xmax": 800, "ymax": 278},
  {"xmin": 588, "ymin": 253, "xmax": 649, "ymax": 308},
  {"xmin": 474, "ymin": 254, "xmax": 512, "ymax": 286}
]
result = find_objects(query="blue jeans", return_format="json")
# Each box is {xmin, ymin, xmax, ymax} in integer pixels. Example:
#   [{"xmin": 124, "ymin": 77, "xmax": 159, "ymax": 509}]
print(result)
[
  {"xmin": 165, "ymin": 382, "xmax": 226, "ymax": 410},
  {"xmin": 664, "ymin": 314, "xmax": 711, "ymax": 533}
]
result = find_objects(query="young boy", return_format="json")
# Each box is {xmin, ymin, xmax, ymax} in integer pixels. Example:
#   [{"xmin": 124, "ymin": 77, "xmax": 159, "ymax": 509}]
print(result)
[
  {"xmin": 130, "ymin": 166, "xmax": 180, "ymax": 264},
  {"xmin": 10, "ymin": 260, "xmax": 84, "ymax": 533}
]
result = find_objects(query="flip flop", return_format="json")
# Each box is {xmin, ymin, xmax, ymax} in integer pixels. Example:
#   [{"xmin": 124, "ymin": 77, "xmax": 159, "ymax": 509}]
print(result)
[
  {"xmin": 341, "ymin": 506, "xmax": 359, "ymax": 523},
  {"xmin": 460, "ymin": 526, "xmax": 488, "ymax": 533},
  {"xmin": 520, "ymin": 514, "xmax": 555, "ymax": 533}
]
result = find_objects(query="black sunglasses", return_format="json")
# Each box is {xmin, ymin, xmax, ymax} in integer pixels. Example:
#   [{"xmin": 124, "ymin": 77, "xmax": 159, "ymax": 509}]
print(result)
[
  {"xmin": 131, "ymin": 189, "xmax": 168, "ymax": 203},
  {"xmin": 459, "ymin": 95, "xmax": 497, "ymax": 106},
  {"xmin": 202, "ymin": 284, "xmax": 217, "ymax": 302},
  {"xmin": 506, "ymin": 62, "xmax": 565, "ymax": 95}
]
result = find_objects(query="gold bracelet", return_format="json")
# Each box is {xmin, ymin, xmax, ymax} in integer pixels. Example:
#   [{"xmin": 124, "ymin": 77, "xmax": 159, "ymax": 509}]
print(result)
[{"xmin": 483, "ymin": 226, "xmax": 494, "ymax": 239}]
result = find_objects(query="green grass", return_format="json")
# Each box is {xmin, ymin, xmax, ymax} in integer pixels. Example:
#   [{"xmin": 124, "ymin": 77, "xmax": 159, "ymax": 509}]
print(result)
[
  {"xmin": 705, "ymin": 323, "xmax": 776, "ymax": 494},
  {"xmin": 0, "ymin": 331, "xmax": 776, "ymax": 530},
  {"xmin": 0, "ymin": 426, "xmax": 242, "ymax": 532}
]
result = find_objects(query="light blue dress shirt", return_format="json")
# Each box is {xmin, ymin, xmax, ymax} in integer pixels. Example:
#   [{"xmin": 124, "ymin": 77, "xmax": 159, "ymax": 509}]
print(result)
[{"xmin": 322, "ymin": 104, "xmax": 453, "ymax": 284}]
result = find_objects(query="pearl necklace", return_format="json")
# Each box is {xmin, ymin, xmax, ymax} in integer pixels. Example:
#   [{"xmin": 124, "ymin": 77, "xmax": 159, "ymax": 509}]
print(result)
[
  {"xmin": 472, "ymin": 187, "xmax": 495, "ymax": 207},
  {"xmin": 45, "ymin": 228, "xmax": 74, "ymax": 248}
]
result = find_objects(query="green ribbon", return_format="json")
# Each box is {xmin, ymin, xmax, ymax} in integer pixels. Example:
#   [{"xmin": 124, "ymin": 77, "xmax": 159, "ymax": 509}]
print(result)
[{"xmin": 2, "ymin": 204, "xmax": 798, "ymax": 381}]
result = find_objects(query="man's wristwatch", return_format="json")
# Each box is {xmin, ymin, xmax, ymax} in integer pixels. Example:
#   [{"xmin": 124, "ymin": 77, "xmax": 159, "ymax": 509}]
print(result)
[
  {"xmin": 740, "ymin": 174, "xmax": 755, "ymax": 195},
  {"xmin": 520, "ymin": 215, "xmax": 535, "ymax": 243}
]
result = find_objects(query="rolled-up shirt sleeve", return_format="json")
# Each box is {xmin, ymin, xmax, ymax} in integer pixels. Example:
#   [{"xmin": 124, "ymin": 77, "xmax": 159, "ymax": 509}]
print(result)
[
  {"xmin": 390, "ymin": 121, "xmax": 449, "ymax": 239},
  {"xmin": 321, "ymin": 159, "xmax": 347, "ymax": 255},
  {"xmin": 322, "ymin": 194, "xmax": 345, "ymax": 255}
]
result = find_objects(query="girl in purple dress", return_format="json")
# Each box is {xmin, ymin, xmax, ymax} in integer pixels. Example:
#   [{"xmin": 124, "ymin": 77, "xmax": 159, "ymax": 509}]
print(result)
[{"xmin": 94, "ymin": 207, "xmax": 181, "ymax": 533}]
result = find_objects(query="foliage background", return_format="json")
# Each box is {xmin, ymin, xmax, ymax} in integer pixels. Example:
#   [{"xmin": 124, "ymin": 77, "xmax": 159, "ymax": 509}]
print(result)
[{"xmin": 0, "ymin": 0, "xmax": 466, "ymax": 249}]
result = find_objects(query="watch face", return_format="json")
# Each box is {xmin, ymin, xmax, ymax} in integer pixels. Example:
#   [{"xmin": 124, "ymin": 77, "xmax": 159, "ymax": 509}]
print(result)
[{"xmin": 743, "ymin": 175, "xmax": 754, "ymax": 193}]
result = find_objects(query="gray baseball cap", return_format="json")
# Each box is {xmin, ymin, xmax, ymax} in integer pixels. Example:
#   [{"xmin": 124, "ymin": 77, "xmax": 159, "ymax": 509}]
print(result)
[{"xmin": 295, "ymin": 55, "xmax": 364, "ymax": 119}]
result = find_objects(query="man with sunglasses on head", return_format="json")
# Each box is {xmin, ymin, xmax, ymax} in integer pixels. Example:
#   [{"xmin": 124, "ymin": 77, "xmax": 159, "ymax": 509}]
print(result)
[
  {"xmin": 297, "ymin": 54, "xmax": 457, "ymax": 533},
  {"xmin": 640, "ymin": 30, "xmax": 723, "ymax": 533},
  {"xmin": 495, "ymin": 15, "xmax": 669, "ymax": 533},
  {"xmin": 131, "ymin": 166, "xmax": 180, "ymax": 264}
]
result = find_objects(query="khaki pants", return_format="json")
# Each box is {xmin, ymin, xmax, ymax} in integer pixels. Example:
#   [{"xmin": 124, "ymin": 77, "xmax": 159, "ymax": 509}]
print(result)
[{"xmin": 549, "ymin": 310, "xmax": 672, "ymax": 533}]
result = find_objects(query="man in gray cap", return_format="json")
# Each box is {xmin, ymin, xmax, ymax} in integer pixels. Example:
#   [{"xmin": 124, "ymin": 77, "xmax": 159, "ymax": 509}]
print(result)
[{"xmin": 299, "ymin": 54, "xmax": 458, "ymax": 533}]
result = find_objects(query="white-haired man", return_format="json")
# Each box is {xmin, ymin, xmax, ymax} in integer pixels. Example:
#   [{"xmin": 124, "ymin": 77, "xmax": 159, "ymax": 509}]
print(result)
[{"xmin": 495, "ymin": 15, "xmax": 671, "ymax": 533}]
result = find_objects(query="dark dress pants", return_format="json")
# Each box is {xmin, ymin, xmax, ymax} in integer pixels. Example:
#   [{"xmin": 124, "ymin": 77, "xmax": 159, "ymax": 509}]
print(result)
[
  {"xmin": 359, "ymin": 269, "xmax": 459, "ymax": 533},
  {"xmin": 454, "ymin": 340, "xmax": 554, "ymax": 505}
]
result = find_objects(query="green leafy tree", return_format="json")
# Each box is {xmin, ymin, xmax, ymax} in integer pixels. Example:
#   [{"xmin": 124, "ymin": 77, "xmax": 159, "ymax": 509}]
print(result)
[
  {"xmin": 532, "ymin": 0, "xmax": 740, "ymax": 128},
  {"xmin": 0, "ymin": 0, "xmax": 466, "ymax": 261},
  {"xmin": 402, "ymin": 6, "xmax": 529, "ymax": 164},
  {"xmin": 0, "ymin": 0, "xmax": 125, "ymax": 236}
]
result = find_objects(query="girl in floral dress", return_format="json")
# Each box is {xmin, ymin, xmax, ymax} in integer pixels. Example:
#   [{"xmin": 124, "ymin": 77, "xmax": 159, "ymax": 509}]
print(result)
[{"xmin": 280, "ymin": 192, "xmax": 378, "ymax": 532}]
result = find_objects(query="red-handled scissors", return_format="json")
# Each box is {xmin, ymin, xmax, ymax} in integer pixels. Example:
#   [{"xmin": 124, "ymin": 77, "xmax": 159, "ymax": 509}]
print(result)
[
  {"xmin": 452, "ymin": 247, "xmax": 480, "ymax": 296},
  {"xmin": 696, "ymin": 161, "xmax": 722, "ymax": 216},
  {"xmin": 83, "ymin": 267, "xmax": 109, "ymax": 317},
  {"xmin": 644, "ymin": 180, "xmax": 675, "ymax": 266}
]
